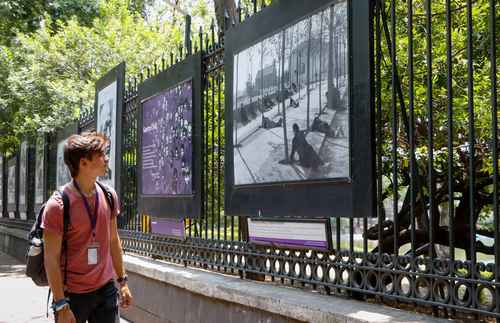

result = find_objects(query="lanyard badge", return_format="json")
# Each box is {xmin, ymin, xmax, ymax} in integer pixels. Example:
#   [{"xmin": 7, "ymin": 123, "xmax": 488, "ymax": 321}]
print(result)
[{"xmin": 73, "ymin": 180, "xmax": 101, "ymax": 265}]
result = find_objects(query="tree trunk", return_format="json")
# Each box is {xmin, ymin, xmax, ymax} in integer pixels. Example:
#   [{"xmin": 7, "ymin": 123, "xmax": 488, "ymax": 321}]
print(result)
[{"xmin": 214, "ymin": 0, "xmax": 238, "ymax": 32}]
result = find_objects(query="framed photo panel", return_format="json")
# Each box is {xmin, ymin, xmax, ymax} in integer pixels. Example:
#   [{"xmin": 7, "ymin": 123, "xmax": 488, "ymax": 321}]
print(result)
[
  {"xmin": 7, "ymin": 155, "xmax": 18, "ymax": 218},
  {"xmin": 34, "ymin": 135, "xmax": 47, "ymax": 213},
  {"xmin": 94, "ymin": 62, "xmax": 125, "ymax": 197},
  {"xmin": 56, "ymin": 123, "xmax": 78, "ymax": 188},
  {"xmin": 224, "ymin": 0, "xmax": 374, "ymax": 218},
  {"xmin": 137, "ymin": 53, "xmax": 202, "ymax": 218},
  {"xmin": 18, "ymin": 140, "xmax": 30, "ymax": 219}
]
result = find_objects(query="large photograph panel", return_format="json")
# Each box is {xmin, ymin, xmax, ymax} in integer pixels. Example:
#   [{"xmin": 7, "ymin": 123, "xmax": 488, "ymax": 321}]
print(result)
[
  {"xmin": 56, "ymin": 139, "xmax": 71, "ymax": 188},
  {"xmin": 141, "ymin": 79, "xmax": 193, "ymax": 196},
  {"xmin": 233, "ymin": 3, "xmax": 348, "ymax": 186},
  {"xmin": 19, "ymin": 141, "xmax": 27, "ymax": 207},
  {"xmin": 96, "ymin": 81, "xmax": 117, "ymax": 188},
  {"xmin": 34, "ymin": 137, "xmax": 45, "ymax": 205},
  {"xmin": 7, "ymin": 159, "xmax": 16, "ymax": 215}
]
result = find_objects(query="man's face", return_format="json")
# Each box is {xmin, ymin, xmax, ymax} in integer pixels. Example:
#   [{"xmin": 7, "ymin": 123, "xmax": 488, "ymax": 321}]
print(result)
[{"xmin": 80, "ymin": 151, "xmax": 109, "ymax": 178}]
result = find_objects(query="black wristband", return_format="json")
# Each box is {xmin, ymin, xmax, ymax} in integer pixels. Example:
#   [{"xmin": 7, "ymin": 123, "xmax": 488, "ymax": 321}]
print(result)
[{"xmin": 117, "ymin": 275, "xmax": 128, "ymax": 285}]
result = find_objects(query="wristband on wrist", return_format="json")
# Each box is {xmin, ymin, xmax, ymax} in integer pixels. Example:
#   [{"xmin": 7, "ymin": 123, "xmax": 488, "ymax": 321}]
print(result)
[
  {"xmin": 117, "ymin": 274, "xmax": 128, "ymax": 286},
  {"xmin": 52, "ymin": 299, "xmax": 69, "ymax": 312}
]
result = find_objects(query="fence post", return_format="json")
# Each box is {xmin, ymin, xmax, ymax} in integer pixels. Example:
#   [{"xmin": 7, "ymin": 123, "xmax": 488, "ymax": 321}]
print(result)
[{"xmin": 185, "ymin": 15, "xmax": 192, "ymax": 55}]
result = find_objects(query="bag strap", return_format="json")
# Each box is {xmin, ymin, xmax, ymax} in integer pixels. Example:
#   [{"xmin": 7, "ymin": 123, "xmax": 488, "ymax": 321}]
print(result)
[
  {"xmin": 46, "ymin": 190, "xmax": 70, "ymax": 318},
  {"xmin": 61, "ymin": 190, "xmax": 70, "ymax": 286},
  {"xmin": 96, "ymin": 181, "xmax": 115, "ymax": 213}
]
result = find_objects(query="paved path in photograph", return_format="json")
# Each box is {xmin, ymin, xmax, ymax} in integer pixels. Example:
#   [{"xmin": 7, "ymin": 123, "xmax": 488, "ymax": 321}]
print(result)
[{"xmin": 0, "ymin": 251, "xmax": 130, "ymax": 323}]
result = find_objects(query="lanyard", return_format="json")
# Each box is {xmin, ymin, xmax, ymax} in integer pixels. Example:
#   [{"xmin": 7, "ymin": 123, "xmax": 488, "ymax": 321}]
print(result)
[{"xmin": 73, "ymin": 180, "xmax": 100, "ymax": 238}]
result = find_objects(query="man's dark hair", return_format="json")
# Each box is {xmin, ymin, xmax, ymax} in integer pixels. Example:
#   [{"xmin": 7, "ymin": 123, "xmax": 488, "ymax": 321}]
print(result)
[
  {"xmin": 64, "ymin": 132, "xmax": 109, "ymax": 177},
  {"xmin": 292, "ymin": 123, "xmax": 299, "ymax": 132}
]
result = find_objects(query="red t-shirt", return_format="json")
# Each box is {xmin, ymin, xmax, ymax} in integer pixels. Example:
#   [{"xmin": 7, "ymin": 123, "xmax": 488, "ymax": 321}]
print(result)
[{"xmin": 41, "ymin": 182, "xmax": 120, "ymax": 294}]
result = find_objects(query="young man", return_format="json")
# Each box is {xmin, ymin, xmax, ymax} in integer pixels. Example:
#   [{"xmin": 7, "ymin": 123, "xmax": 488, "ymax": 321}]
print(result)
[{"xmin": 42, "ymin": 132, "xmax": 133, "ymax": 323}]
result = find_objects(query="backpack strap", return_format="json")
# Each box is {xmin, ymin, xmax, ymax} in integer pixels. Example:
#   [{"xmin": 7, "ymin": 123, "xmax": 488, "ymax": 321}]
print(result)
[
  {"xmin": 96, "ymin": 181, "xmax": 115, "ymax": 213},
  {"xmin": 46, "ymin": 190, "xmax": 70, "ymax": 318},
  {"xmin": 60, "ymin": 190, "xmax": 70, "ymax": 286}
]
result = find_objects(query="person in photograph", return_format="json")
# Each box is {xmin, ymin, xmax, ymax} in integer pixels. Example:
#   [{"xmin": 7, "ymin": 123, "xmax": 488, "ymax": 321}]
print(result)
[
  {"xmin": 171, "ymin": 167, "xmax": 179, "ymax": 194},
  {"xmin": 289, "ymin": 123, "xmax": 323, "ymax": 170},
  {"xmin": 43, "ymin": 132, "xmax": 132, "ymax": 323},
  {"xmin": 181, "ymin": 158, "xmax": 190, "ymax": 187},
  {"xmin": 261, "ymin": 114, "xmax": 283, "ymax": 129},
  {"xmin": 311, "ymin": 116, "xmax": 334, "ymax": 137}
]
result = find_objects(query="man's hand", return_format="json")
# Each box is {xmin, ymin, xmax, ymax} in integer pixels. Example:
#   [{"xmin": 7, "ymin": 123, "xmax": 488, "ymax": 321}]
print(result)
[
  {"xmin": 119, "ymin": 285, "xmax": 133, "ymax": 309},
  {"xmin": 56, "ymin": 307, "xmax": 76, "ymax": 323}
]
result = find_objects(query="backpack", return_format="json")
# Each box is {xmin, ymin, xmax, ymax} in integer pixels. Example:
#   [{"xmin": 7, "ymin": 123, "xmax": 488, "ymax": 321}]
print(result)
[{"xmin": 25, "ymin": 181, "xmax": 115, "ymax": 287}]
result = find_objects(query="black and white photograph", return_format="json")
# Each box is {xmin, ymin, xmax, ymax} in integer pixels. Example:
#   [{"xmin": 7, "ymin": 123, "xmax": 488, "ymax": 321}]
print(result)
[
  {"xmin": 232, "ymin": 2, "xmax": 348, "ymax": 186},
  {"xmin": 96, "ymin": 80, "xmax": 117, "ymax": 188},
  {"xmin": 19, "ymin": 141, "xmax": 27, "ymax": 219},
  {"xmin": 34, "ymin": 137, "xmax": 45, "ymax": 205},
  {"xmin": 56, "ymin": 139, "xmax": 71, "ymax": 188},
  {"xmin": 7, "ymin": 161, "xmax": 15, "ymax": 218}
]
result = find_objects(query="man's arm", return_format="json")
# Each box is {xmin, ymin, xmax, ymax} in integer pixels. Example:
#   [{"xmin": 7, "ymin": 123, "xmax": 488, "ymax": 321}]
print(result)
[
  {"xmin": 44, "ymin": 230, "xmax": 65, "ymax": 301},
  {"xmin": 44, "ymin": 230, "xmax": 76, "ymax": 323},
  {"xmin": 110, "ymin": 215, "xmax": 133, "ymax": 308}
]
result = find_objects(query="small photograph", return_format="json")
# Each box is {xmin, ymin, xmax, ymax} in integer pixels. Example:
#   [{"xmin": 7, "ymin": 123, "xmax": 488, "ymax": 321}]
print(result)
[
  {"xmin": 7, "ymin": 164, "xmax": 15, "ymax": 205},
  {"xmin": 19, "ymin": 141, "xmax": 27, "ymax": 206},
  {"xmin": 232, "ymin": 2, "xmax": 349, "ymax": 185},
  {"xmin": 141, "ymin": 79, "xmax": 193, "ymax": 196},
  {"xmin": 56, "ymin": 139, "xmax": 71, "ymax": 188},
  {"xmin": 97, "ymin": 81, "xmax": 117, "ymax": 188},
  {"xmin": 34, "ymin": 137, "xmax": 45, "ymax": 204}
]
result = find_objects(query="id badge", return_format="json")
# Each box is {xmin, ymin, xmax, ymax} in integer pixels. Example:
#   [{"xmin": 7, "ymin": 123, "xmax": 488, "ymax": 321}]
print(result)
[{"xmin": 87, "ymin": 242, "xmax": 99, "ymax": 265}]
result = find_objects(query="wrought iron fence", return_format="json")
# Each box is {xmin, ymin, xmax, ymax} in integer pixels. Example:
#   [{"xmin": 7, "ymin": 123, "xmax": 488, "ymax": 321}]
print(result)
[{"xmin": 0, "ymin": 0, "xmax": 498, "ymax": 319}]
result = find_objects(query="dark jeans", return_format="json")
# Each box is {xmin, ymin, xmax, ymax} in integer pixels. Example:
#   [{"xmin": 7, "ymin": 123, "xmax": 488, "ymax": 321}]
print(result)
[{"xmin": 58, "ymin": 281, "xmax": 119, "ymax": 323}]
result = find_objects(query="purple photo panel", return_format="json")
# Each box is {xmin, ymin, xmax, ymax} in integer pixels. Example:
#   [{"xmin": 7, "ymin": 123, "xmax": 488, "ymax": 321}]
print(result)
[{"xmin": 142, "ymin": 79, "xmax": 193, "ymax": 196}]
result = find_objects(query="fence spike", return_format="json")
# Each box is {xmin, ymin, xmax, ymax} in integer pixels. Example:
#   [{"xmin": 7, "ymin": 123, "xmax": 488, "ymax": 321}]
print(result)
[
  {"xmin": 162, "ymin": 56, "xmax": 165, "ymax": 71},
  {"xmin": 210, "ymin": 19, "xmax": 215, "ymax": 46},
  {"xmin": 170, "ymin": 52, "xmax": 174, "ymax": 66},
  {"xmin": 199, "ymin": 26, "xmax": 204, "ymax": 53}
]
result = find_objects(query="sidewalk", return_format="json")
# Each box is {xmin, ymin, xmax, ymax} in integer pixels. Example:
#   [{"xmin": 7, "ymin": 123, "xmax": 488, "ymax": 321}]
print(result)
[{"xmin": 0, "ymin": 251, "xmax": 129, "ymax": 323}]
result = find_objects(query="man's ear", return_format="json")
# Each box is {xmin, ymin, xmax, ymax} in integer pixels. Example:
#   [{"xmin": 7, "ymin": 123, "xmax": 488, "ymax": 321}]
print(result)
[{"xmin": 79, "ymin": 158, "xmax": 88, "ymax": 168}]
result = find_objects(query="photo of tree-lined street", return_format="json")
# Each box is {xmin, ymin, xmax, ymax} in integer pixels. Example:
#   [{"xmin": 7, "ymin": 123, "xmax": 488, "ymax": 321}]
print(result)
[{"xmin": 232, "ymin": 2, "xmax": 349, "ymax": 185}]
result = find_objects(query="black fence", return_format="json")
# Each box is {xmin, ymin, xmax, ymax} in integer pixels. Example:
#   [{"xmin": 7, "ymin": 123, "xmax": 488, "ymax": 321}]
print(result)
[{"xmin": 0, "ymin": 0, "xmax": 499, "ymax": 319}]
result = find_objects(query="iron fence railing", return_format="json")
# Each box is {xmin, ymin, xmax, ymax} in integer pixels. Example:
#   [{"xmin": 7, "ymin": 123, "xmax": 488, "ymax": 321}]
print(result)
[{"xmin": 0, "ymin": 0, "xmax": 498, "ymax": 320}]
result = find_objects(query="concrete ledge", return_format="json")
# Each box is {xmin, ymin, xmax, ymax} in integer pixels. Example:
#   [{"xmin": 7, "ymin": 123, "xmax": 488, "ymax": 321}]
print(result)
[
  {"xmin": 0, "ymin": 225, "xmax": 450, "ymax": 323},
  {"xmin": 0, "ymin": 225, "xmax": 29, "ymax": 262},
  {"xmin": 124, "ymin": 254, "xmax": 450, "ymax": 323}
]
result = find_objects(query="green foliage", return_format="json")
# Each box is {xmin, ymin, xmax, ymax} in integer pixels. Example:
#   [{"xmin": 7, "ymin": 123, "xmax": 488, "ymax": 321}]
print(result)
[
  {"xmin": 0, "ymin": 0, "xmax": 184, "ymax": 153},
  {"xmin": 376, "ymin": 0, "xmax": 499, "ymax": 241}
]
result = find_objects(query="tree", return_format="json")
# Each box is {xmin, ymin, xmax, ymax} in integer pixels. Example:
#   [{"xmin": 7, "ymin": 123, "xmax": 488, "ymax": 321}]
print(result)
[
  {"xmin": 0, "ymin": 0, "xmax": 185, "ymax": 153},
  {"xmin": 0, "ymin": 0, "xmax": 100, "ymax": 46}
]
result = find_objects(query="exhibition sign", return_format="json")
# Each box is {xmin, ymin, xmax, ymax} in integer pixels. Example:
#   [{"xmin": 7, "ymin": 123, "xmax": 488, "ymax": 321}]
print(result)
[
  {"xmin": 150, "ymin": 218, "xmax": 186, "ymax": 240},
  {"xmin": 94, "ymin": 62, "xmax": 125, "ymax": 197},
  {"xmin": 248, "ymin": 217, "xmax": 331, "ymax": 251},
  {"xmin": 142, "ymin": 80, "xmax": 193, "ymax": 196},
  {"xmin": 138, "ymin": 53, "xmax": 202, "ymax": 218},
  {"xmin": 225, "ymin": 0, "xmax": 373, "ymax": 218}
]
